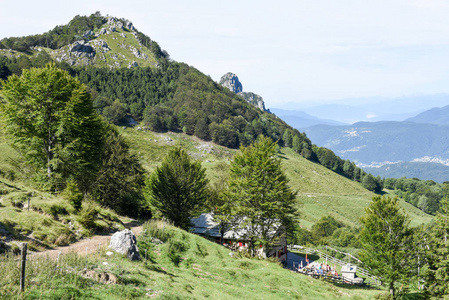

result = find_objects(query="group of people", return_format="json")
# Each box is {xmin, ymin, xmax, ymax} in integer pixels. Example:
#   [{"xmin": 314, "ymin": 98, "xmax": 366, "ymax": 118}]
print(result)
[{"xmin": 300, "ymin": 262, "xmax": 339, "ymax": 277}]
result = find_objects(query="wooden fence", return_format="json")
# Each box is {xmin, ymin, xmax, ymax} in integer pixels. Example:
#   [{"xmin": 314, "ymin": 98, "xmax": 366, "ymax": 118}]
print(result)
[{"xmin": 289, "ymin": 245, "xmax": 381, "ymax": 286}]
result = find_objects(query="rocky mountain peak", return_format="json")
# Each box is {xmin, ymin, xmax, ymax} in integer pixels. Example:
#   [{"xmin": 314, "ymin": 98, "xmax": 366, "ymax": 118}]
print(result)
[
  {"xmin": 219, "ymin": 72, "xmax": 268, "ymax": 112},
  {"xmin": 219, "ymin": 72, "xmax": 243, "ymax": 94}
]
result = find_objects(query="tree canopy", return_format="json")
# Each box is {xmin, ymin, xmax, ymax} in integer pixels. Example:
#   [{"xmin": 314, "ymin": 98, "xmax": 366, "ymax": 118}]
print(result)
[
  {"xmin": 359, "ymin": 196, "xmax": 413, "ymax": 298},
  {"xmin": 225, "ymin": 135, "xmax": 298, "ymax": 256},
  {"xmin": 0, "ymin": 63, "xmax": 104, "ymax": 191},
  {"xmin": 147, "ymin": 147, "xmax": 209, "ymax": 230},
  {"xmin": 424, "ymin": 195, "xmax": 449, "ymax": 297}
]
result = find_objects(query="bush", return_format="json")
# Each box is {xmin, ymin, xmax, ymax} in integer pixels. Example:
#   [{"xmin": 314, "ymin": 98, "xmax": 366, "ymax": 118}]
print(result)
[
  {"xmin": 77, "ymin": 201, "xmax": 99, "ymax": 231},
  {"xmin": 63, "ymin": 180, "xmax": 83, "ymax": 212}
]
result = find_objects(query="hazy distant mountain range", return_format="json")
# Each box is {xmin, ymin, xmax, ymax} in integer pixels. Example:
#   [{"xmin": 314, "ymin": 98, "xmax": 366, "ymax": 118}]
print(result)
[
  {"xmin": 302, "ymin": 121, "xmax": 449, "ymax": 165},
  {"xmin": 406, "ymin": 104, "xmax": 449, "ymax": 125},
  {"xmin": 271, "ymin": 100, "xmax": 449, "ymax": 182},
  {"xmin": 270, "ymin": 108, "xmax": 346, "ymax": 128},
  {"xmin": 272, "ymin": 94, "xmax": 449, "ymax": 124}
]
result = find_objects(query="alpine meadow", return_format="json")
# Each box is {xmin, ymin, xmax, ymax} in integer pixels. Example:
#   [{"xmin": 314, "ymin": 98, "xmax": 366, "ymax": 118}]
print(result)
[{"xmin": 0, "ymin": 12, "xmax": 447, "ymax": 300}]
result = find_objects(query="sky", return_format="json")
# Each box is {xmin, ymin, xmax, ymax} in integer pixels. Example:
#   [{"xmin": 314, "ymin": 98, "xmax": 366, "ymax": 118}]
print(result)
[{"xmin": 2, "ymin": 0, "xmax": 449, "ymax": 110}]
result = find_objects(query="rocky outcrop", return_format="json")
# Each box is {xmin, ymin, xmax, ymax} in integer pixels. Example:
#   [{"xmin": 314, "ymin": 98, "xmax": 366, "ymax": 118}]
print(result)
[
  {"xmin": 219, "ymin": 72, "xmax": 243, "ymax": 93},
  {"xmin": 238, "ymin": 92, "xmax": 266, "ymax": 112},
  {"xmin": 69, "ymin": 41, "xmax": 95, "ymax": 57},
  {"xmin": 219, "ymin": 72, "xmax": 268, "ymax": 112},
  {"xmin": 109, "ymin": 229, "xmax": 140, "ymax": 260}
]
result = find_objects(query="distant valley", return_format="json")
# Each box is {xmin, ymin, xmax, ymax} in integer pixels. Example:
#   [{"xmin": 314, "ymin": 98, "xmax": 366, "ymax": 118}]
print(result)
[{"xmin": 271, "ymin": 103, "xmax": 449, "ymax": 182}]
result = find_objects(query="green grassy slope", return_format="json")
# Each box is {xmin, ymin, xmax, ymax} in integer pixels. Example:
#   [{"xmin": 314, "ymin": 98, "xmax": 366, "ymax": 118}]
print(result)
[
  {"xmin": 120, "ymin": 128, "xmax": 433, "ymax": 229},
  {"xmin": 0, "ymin": 220, "xmax": 383, "ymax": 299},
  {"xmin": 0, "ymin": 125, "xmax": 433, "ymax": 250}
]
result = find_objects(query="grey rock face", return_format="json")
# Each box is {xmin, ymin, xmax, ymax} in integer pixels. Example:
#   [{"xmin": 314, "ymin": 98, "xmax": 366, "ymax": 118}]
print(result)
[
  {"xmin": 238, "ymin": 92, "xmax": 266, "ymax": 112},
  {"xmin": 219, "ymin": 72, "xmax": 243, "ymax": 93},
  {"xmin": 69, "ymin": 41, "xmax": 96, "ymax": 58},
  {"xmin": 109, "ymin": 229, "xmax": 140, "ymax": 260}
]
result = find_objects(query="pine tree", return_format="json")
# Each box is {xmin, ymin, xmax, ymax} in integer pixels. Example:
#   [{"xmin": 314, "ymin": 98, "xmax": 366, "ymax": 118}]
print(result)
[
  {"xmin": 424, "ymin": 195, "xmax": 449, "ymax": 297},
  {"xmin": 225, "ymin": 135, "xmax": 298, "ymax": 256},
  {"xmin": 148, "ymin": 147, "xmax": 209, "ymax": 230},
  {"xmin": 359, "ymin": 196, "xmax": 414, "ymax": 298}
]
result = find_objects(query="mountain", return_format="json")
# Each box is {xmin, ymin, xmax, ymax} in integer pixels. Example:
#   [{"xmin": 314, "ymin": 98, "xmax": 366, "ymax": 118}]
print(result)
[
  {"xmin": 278, "ymin": 94, "xmax": 449, "ymax": 124},
  {"xmin": 0, "ymin": 12, "xmax": 316, "ymax": 161},
  {"xmin": 364, "ymin": 162, "xmax": 449, "ymax": 183},
  {"xmin": 406, "ymin": 104, "xmax": 449, "ymax": 125},
  {"xmin": 219, "ymin": 72, "xmax": 268, "ymax": 112},
  {"xmin": 0, "ymin": 13, "xmax": 167, "ymax": 70},
  {"xmin": 270, "ymin": 108, "xmax": 346, "ymax": 128},
  {"xmin": 302, "ymin": 121, "xmax": 449, "ymax": 167}
]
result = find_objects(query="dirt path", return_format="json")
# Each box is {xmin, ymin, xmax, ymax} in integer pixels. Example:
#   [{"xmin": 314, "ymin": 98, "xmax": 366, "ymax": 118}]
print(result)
[{"xmin": 31, "ymin": 223, "xmax": 144, "ymax": 259}]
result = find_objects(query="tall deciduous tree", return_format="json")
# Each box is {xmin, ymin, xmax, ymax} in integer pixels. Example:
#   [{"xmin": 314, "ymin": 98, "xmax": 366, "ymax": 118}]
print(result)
[
  {"xmin": 148, "ymin": 147, "xmax": 208, "ymax": 230},
  {"xmin": 0, "ymin": 63, "xmax": 104, "ymax": 191},
  {"xmin": 225, "ymin": 135, "xmax": 298, "ymax": 256},
  {"xmin": 359, "ymin": 196, "xmax": 413, "ymax": 298}
]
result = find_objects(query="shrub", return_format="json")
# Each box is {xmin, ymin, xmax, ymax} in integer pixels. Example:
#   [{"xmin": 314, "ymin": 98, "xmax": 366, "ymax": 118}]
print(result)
[
  {"xmin": 77, "ymin": 201, "xmax": 99, "ymax": 231},
  {"xmin": 63, "ymin": 180, "xmax": 83, "ymax": 212}
]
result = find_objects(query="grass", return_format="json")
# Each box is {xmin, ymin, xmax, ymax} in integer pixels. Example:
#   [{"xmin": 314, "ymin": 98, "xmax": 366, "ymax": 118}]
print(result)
[
  {"xmin": 121, "ymin": 128, "xmax": 434, "ymax": 230},
  {"xmin": 0, "ymin": 177, "xmax": 125, "ymax": 251},
  {"xmin": 0, "ymin": 220, "xmax": 386, "ymax": 299}
]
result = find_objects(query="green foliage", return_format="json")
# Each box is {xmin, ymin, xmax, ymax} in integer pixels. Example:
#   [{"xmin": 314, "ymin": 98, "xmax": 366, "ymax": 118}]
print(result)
[
  {"xmin": 0, "ymin": 12, "xmax": 107, "ymax": 51},
  {"xmin": 148, "ymin": 147, "xmax": 209, "ymax": 230},
  {"xmin": 362, "ymin": 174, "xmax": 383, "ymax": 193},
  {"xmin": 225, "ymin": 136, "xmax": 298, "ymax": 255},
  {"xmin": 283, "ymin": 129, "xmax": 292, "ymax": 148},
  {"xmin": 102, "ymin": 99, "xmax": 127, "ymax": 125},
  {"xmin": 423, "ymin": 197, "xmax": 449, "ymax": 297},
  {"xmin": 90, "ymin": 127, "xmax": 146, "ymax": 218},
  {"xmin": 387, "ymin": 177, "xmax": 442, "ymax": 215},
  {"xmin": 63, "ymin": 179, "xmax": 83, "ymax": 212},
  {"xmin": 359, "ymin": 196, "xmax": 414, "ymax": 298},
  {"xmin": 311, "ymin": 215, "xmax": 342, "ymax": 243},
  {"xmin": 0, "ymin": 63, "xmax": 105, "ymax": 192},
  {"xmin": 76, "ymin": 201, "xmax": 99, "ymax": 232}
]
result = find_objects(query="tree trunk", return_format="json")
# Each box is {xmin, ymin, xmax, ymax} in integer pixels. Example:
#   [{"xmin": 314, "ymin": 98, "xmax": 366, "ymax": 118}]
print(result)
[
  {"xmin": 389, "ymin": 282, "xmax": 395, "ymax": 298},
  {"xmin": 47, "ymin": 145, "xmax": 53, "ymax": 177}
]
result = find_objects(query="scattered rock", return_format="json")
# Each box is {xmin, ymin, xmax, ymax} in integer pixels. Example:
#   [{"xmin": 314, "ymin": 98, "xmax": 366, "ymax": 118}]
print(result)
[
  {"xmin": 106, "ymin": 251, "xmax": 114, "ymax": 256},
  {"xmin": 81, "ymin": 269, "xmax": 118, "ymax": 284},
  {"xmin": 151, "ymin": 238, "xmax": 164, "ymax": 245},
  {"xmin": 109, "ymin": 229, "xmax": 140, "ymax": 261},
  {"xmin": 126, "ymin": 21, "xmax": 135, "ymax": 31},
  {"xmin": 83, "ymin": 30, "xmax": 94, "ymax": 39},
  {"xmin": 69, "ymin": 41, "xmax": 96, "ymax": 58},
  {"xmin": 128, "ymin": 61, "xmax": 139, "ymax": 68}
]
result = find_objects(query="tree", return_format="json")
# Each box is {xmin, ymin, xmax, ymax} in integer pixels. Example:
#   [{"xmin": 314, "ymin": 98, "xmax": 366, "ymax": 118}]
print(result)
[
  {"xmin": 362, "ymin": 173, "xmax": 382, "ymax": 193},
  {"xmin": 225, "ymin": 135, "xmax": 298, "ymax": 256},
  {"xmin": 283, "ymin": 129, "xmax": 292, "ymax": 147},
  {"xmin": 90, "ymin": 127, "xmax": 147, "ymax": 218},
  {"xmin": 359, "ymin": 196, "xmax": 414, "ymax": 298},
  {"xmin": 0, "ymin": 63, "xmax": 104, "ymax": 191},
  {"xmin": 424, "ymin": 195, "xmax": 449, "ymax": 297},
  {"xmin": 148, "ymin": 147, "xmax": 209, "ymax": 230},
  {"xmin": 102, "ymin": 99, "xmax": 127, "ymax": 125},
  {"xmin": 311, "ymin": 215, "xmax": 342, "ymax": 243},
  {"xmin": 292, "ymin": 135, "xmax": 301, "ymax": 153}
]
